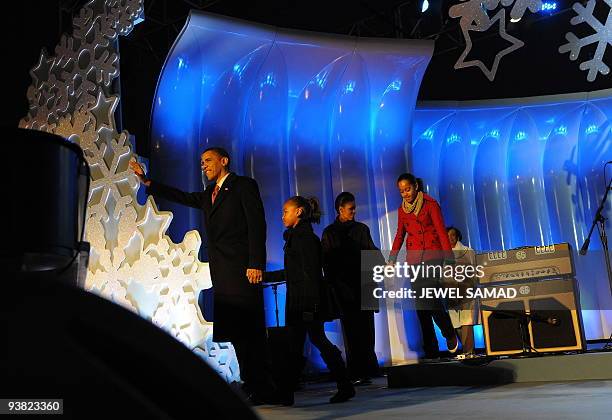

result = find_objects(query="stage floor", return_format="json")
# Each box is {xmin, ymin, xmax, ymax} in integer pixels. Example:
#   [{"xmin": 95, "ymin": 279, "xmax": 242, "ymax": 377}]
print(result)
[
  {"xmin": 256, "ymin": 377, "xmax": 612, "ymax": 419},
  {"xmin": 387, "ymin": 350, "xmax": 612, "ymax": 387}
]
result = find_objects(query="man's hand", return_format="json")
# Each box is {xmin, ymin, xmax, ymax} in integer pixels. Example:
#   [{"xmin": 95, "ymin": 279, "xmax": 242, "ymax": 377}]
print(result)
[
  {"xmin": 246, "ymin": 268, "xmax": 263, "ymax": 284},
  {"xmin": 129, "ymin": 159, "xmax": 151, "ymax": 186}
]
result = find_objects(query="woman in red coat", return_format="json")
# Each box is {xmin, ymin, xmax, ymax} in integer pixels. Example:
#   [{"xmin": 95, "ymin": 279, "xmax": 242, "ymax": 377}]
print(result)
[{"xmin": 389, "ymin": 173, "xmax": 458, "ymax": 360}]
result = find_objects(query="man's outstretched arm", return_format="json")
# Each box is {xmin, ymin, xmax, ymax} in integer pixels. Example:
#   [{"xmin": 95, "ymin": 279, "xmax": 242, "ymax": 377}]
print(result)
[{"xmin": 129, "ymin": 160, "xmax": 206, "ymax": 210}]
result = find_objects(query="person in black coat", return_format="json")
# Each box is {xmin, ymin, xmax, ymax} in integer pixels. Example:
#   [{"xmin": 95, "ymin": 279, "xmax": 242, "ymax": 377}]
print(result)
[
  {"xmin": 321, "ymin": 192, "xmax": 382, "ymax": 385},
  {"xmin": 129, "ymin": 147, "xmax": 281, "ymax": 405},
  {"xmin": 265, "ymin": 196, "xmax": 355, "ymax": 404}
]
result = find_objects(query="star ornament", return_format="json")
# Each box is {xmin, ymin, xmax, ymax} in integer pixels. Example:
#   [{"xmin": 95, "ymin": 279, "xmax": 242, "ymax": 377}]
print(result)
[
  {"xmin": 30, "ymin": 49, "xmax": 53, "ymax": 89},
  {"xmin": 454, "ymin": 9, "xmax": 525, "ymax": 82},
  {"xmin": 136, "ymin": 196, "xmax": 173, "ymax": 252},
  {"xmin": 91, "ymin": 90, "xmax": 119, "ymax": 131}
]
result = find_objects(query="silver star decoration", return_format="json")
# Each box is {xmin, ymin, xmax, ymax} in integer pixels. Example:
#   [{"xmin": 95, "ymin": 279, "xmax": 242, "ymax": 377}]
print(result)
[
  {"xmin": 454, "ymin": 9, "xmax": 525, "ymax": 81},
  {"xmin": 136, "ymin": 196, "xmax": 173, "ymax": 252},
  {"xmin": 90, "ymin": 90, "xmax": 119, "ymax": 131},
  {"xmin": 30, "ymin": 49, "xmax": 54, "ymax": 88}
]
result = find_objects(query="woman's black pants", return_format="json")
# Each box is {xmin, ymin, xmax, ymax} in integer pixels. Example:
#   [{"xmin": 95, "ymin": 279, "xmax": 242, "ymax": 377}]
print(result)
[{"xmin": 341, "ymin": 309, "xmax": 379, "ymax": 379}]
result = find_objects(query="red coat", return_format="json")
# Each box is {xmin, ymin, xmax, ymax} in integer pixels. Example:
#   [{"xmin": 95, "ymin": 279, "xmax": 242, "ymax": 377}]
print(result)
[{"xmin": 391, "ymin": 193, "xmax": 452, "ymax": 264}]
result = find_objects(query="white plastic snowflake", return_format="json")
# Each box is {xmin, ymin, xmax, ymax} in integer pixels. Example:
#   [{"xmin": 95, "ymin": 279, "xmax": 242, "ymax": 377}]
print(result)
[
  {"xmin": 483, "ymin": 0, "xmax": 542, "ymax": 21},
  {"xmin": 450, "ymin": 0, "xmax": 542, "ymax": 30},
  {"xmin": 20, "ymin": 0, "xmax": 241, "ymax": 383},
  {"xmin": 559, "ymin": 0, "xmax": 612, "ymax": 82}
]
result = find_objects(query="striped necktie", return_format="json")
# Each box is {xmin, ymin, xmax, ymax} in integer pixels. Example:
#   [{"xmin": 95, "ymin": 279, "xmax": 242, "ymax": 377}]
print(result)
[{"xmin": 211, "ymin": 184, "xmax": 220, "ymax": 204}]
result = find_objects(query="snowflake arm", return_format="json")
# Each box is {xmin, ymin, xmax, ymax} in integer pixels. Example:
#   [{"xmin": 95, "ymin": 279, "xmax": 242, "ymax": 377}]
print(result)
[{"xmin": 559, "ymin": 0, "xmax": 612, "ymax": 81}]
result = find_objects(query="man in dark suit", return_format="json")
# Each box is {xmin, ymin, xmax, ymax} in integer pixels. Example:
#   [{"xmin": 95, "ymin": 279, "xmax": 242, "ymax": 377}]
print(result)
[{"xmin": 129, "ymin": 147, "xmax": 280, "ymax": 404}]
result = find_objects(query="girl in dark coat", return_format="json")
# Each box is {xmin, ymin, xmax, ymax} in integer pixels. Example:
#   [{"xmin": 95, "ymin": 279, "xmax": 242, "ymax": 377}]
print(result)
[
  {"xmin": 322, "ymin": 192, "xmax": 382, "ymax": 385},
  {"xmin": 265, "ymin": 196, "xmax": 355, "ymax": 404}
]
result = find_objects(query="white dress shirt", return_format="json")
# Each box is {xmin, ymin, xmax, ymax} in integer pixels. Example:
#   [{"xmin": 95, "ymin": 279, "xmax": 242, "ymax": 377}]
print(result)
[{"xmin": 216, "ymin": 172, "xmax": 230, "ymax": 189}]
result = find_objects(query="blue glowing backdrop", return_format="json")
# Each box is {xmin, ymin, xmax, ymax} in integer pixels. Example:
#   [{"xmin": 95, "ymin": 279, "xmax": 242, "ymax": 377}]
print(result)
[
  {"xmin": 150, "ymin": 11, "xmax": 433, "ymax": 370},
  {"xmin": 414, "ymin": 91, "xmax": 612, "ymax": 347},
  {"xmin": 150, "ymin": 11, "xmax": 612, "ymax": 371}
]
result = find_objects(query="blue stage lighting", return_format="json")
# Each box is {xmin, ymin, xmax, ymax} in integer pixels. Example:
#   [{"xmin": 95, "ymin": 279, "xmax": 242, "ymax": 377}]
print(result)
[
  {"xmin": 446, "ymin": 133, "xmax": 461, "ymax": 144},
  {"xmin": 422, "ymin": 128, "xmax": 435, "ymax": 140},
  {"xmin": 421, "ymin": 0, "xmax": 429, "ymax": 13},
  {"xmin": 585, "ymin": 124, "xmax": 599, "ymax": 135},
  {"xmin": 554, "ymin": 125, "xmax": 568, "ymax": 136}
]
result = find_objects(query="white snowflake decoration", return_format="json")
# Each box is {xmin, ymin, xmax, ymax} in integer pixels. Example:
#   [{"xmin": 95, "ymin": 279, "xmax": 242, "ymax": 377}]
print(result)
[
  {"xmin": 559, "ymin": 0, "xmax": 612, "ymax": 82},
  {"xmin": 483, "ymin": 0, "xmax": 542, "ymax": 22},
  {"xmin": 19, "ymin": 0, "xmax": 239, "ymax": 382}
]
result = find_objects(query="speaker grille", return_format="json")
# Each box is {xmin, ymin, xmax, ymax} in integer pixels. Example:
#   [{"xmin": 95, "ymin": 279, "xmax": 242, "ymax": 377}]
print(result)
[
  {"xmin": 487, "ymin": 300, "xmax": 526, "ymax": 352},
  {"xmin": 530, "ymin": 297, "xmax": 577, "ymax": 349}
]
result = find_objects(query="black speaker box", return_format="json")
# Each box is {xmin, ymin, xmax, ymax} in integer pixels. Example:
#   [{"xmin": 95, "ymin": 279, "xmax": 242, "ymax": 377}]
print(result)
[{"xmin": 481, "ymin": 277, "xmax": 585, "ymax": 356}]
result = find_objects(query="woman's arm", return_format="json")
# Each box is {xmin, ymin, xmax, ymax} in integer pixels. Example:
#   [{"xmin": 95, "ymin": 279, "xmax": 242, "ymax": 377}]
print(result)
[
  {"xmin": 362, "ymin": 224, "xmax": 386, "ymax": 266},
  {"xmin": 321, "ymin": 229, "xmax": 337, "ymax": 281},
  {"xmin": 430, "ymin": 201, "xmax": 452, "ymax": 251},
  {"xmin": 389, "ymin": 211, "xmax": 406, "ymax": 262}
]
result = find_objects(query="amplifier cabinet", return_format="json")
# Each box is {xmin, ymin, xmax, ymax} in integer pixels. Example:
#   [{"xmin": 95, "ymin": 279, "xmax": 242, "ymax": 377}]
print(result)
[
  {"xmin": 476, "ymin": 243, "xmax": 574, "ymax": 285},
  {"xmin": 480, "ymin": 277, "xmax": 585, "ymax": 356}
]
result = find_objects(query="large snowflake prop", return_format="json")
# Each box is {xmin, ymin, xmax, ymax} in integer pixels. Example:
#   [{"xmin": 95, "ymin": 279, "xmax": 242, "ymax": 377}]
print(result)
[
  {"xmin": 559, "ymin": 0, "xmax": 612, "ymax": 82},
  {"xmin": 19, "ymin": 0, "xmax": 239, "ymax": 382}
]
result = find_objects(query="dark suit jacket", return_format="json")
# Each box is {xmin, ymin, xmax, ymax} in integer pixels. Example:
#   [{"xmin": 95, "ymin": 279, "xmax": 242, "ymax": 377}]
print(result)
[{"xmin": 147, "ymin": 172, "xmax": 267, "ymax": 342}]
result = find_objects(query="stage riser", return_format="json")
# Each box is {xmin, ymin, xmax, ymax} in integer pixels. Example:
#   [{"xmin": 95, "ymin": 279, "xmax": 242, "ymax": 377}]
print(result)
[{"xmin": 387, "ymin": 352, "xmax": 612, "ymax": 387}]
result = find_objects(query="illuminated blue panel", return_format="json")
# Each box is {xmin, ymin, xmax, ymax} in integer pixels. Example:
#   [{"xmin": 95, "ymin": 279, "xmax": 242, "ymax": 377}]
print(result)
[
  {"xmin": 241, "ymin": 45, "xmax": 289, "ymax": 326},
  {"xmin": 329, "ymin": 55, "xmax": 377, "ymax": 233},
  {"xmin": 288, "ymin": 55, "xmax": 351, "ymax": 234},
  {"xmin": 543, "ymin": 105, "xmax": 585, "ymax": 248},
  {"xmin": 200, "ymin": 45, "xmax": 272, "ymax": 175},
  {"xmin": 149, "ymin": 33, "xmax": 205, "ymax": 243},
  {"xmin": 578, "ymin": 101, "xmax": 612, "ymax": 246},
  {"xmin": 151, "ymin": 11, "xmax": 435, "ymax": 371},
  {"xmin": 370, "ymin": 51, "xmax": 432, "ymax": 248},
  {"xmin": 438, "ymin": 117, "xmax": 481, "ymax": 250},
  {"xmin": 413, "ymin": 115, "xmax": 453, "ymax": 200},
  {"xmin": 474, "ymin": 129, "xmax": 513, "ymax": 251},
  {"xmin": 365, "ymin": 49, "xmax": 433, "ymax": 358},
  {"xmin": 577, "ymin": 100, "xmax": 612, "ymax": 339},
  {"xmin": 414, "ymin": 91, "xmax": 612, "ymax": 343},
  {"xmin": 506, "ymin": 110, "xmax": 552, "ymax": 246}
]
